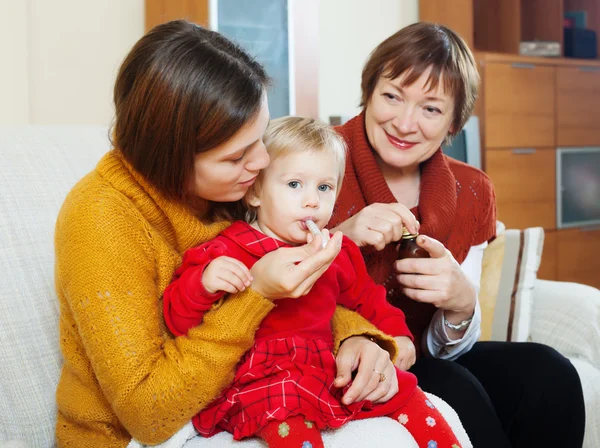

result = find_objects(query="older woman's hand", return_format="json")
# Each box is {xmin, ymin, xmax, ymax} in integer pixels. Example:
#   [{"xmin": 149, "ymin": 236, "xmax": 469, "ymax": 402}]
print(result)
[
  {"xmin": 331, "ymin": 203, "xmax": 419, "ymax": 250},
  {"xmin": 395, "ymin": 234, "xmax": 477, "ymax": 335},
  {"xmin": 333, "ymin": 336, "xmax": 398, "ymax": 405},
  {"xmin": 250, "ymin": 230, "xmax": 343, "ymax": 300}
]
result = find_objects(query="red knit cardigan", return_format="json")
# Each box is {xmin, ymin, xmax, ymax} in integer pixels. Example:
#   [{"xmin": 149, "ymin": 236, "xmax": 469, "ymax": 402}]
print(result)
[{"xmin": 329, "ymin": 113, "xmax": 497, "ymax": 346}]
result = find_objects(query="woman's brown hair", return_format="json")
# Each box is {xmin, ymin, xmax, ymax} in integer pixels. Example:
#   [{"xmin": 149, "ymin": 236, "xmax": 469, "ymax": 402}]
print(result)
[
  {"xmin": 361, "ymin": 22, "xmax": 479, "ymax": 137},
  {"xmin": 113, "ymin": 19, "xmax": 269, "ymax": 201}
]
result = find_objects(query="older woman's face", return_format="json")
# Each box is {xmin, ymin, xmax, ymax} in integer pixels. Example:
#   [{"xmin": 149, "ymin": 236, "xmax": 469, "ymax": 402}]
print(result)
[
  {"xmin": 191, "ymin": 96, "xmax": 271, "ymax": 202},
  {"xmin": 365, "ymin": 67, "xmax": 455, "ymax": 173}
]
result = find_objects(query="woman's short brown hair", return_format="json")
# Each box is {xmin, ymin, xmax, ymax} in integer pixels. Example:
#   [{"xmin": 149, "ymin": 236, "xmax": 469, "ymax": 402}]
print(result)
[
  {"xmin": 361, "ymin": 22, "xmax": 479, "ymax": 137},
  {"xmin": 113, "ymin": 19, "xmax": 269, "ymax": 201}
]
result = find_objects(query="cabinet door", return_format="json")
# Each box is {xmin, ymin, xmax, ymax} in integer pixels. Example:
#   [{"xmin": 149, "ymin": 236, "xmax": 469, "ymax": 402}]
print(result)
[
  {"xmin": 557, "ymin": 66, "xmax": 600, "ymax": 146},
  {"xmin": 557, "ymin": 227, "xmax": 600, "ymax": 289},
  {"xmin": 486, "ymin": 147, "xmax": 556, "ymax": 229},
  {"xmin": 484, "ymin": 62, "xmax": 555, "ymax": 148}
]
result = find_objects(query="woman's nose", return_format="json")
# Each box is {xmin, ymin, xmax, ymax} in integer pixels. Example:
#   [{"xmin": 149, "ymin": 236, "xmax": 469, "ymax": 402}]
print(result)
[
  {"xmin": 246, "ymin": 142, "xmax": 270, "ymax": 171},
  {"xmin": 393, "ymin": 106, "xmax": 418, "ymax": 134}
]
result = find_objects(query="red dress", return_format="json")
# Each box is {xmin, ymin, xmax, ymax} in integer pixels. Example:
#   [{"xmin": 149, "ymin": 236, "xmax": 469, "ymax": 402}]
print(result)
[{"xmin": 163, "ymin": 221, "xmax": 417, "ymax": 440}]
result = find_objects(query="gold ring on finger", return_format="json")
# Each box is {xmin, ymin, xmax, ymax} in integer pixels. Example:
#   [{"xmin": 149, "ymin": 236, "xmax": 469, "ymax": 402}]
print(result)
[{"xmin": 373, "ymin": 369, "xmax": 386, "ymax": 383}]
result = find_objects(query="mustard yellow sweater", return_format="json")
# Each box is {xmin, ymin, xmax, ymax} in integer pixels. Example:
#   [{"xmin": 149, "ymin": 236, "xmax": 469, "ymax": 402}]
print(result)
[{"xmin": 54, "ymin": 151, "xmax": 397, "ymax": 447}]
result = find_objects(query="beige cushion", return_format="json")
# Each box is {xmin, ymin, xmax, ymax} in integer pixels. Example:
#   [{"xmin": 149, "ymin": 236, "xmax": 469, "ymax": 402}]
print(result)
[
  {"xmin": 491, "ymin": 227, "xmax": 545, "ymax": 342},
  {"xmin": 479, "ymin": 222, "xmax": 506, "ymax": 340}
]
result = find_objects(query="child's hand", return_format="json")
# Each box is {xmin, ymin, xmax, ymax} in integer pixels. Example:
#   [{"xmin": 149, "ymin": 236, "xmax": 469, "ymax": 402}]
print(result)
[
  {"xmin": 202, "ymin": 256, "xmax": 253, "ymax": 294},
  {"xmin": 393, "ymin": 336, "xmax": 416, "ymax": 371}
]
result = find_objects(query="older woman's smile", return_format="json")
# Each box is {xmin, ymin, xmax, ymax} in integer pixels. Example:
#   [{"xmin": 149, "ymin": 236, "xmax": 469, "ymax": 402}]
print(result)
[{"xmin": 385, "ymin": 131, "xmax": 417, "ymax": 150}]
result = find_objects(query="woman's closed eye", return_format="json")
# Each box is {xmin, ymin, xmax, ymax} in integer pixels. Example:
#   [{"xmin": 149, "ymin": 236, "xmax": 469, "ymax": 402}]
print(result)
[
  {"xmin": 383, "ymin": 92, "xmax": 400, "ymax": 102},
  {"xmin": 423, "ymin": 106, "xmax": 442, "ymax": 115},
  {"xmin": 229, "ymin": 152, "xmax": 245, "ymax": 163}
]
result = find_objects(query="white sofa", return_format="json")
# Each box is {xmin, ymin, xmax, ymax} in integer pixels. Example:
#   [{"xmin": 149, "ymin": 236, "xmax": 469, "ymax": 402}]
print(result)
[
  {"xmin": 0, "ymin": 126, "xmax": 598, "ymax": 447},
  {"xmin": 0, "ymin": 126, "xmax": 471, "ymax": 447}
]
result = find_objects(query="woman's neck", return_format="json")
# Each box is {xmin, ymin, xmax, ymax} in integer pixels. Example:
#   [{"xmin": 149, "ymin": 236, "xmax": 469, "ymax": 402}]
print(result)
[{"xmin": 376, "ymin": 157, "xmax": 421, "ymax": 208}]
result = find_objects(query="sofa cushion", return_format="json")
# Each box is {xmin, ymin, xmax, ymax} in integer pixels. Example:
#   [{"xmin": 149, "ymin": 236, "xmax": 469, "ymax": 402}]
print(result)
[
  {"xmin": 491, "ymin": 227, "xmax": 544, "ymax": 342},
  {"xmin": 478, "ymin": 221, "xmax": 506, "ymax": 340},
  {"xmin": 0, "ymin": 126, "xmax": 109, "ymax": 445}
]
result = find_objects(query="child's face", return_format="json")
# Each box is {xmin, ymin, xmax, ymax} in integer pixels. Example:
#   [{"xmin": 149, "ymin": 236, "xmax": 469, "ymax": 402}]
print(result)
[{"xmin": 249, "ymin": 150, "xmax": 339, "ymax": 245}]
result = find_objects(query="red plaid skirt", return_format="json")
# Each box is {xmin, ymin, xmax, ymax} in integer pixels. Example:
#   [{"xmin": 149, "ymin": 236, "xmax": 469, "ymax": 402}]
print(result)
[{"xmin": 193, "ymin": 336, "xmax": 417, "ymax": 440}]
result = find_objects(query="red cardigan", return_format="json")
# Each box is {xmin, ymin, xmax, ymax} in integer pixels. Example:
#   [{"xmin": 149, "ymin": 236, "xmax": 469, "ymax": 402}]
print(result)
[
  {"xmin": 329, "ymin": 112, "xmax": 497, "ymax": 347},
  {"xmin": 164, "ymin": 221, "xmax": 413, "ymax": 345}
]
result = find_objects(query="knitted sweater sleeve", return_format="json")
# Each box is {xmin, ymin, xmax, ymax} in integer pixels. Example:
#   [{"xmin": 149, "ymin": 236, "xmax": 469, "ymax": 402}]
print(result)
[{"xmin": 54, "ymin": 192, "xmax": 274, "ymax": 445}]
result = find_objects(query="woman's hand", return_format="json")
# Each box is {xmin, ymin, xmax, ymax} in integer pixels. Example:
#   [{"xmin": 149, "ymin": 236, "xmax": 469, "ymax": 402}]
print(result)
[
  {"xmin": 395, "ymin": 234, "xmax": 476, "ymax": 328},
  {"xmin": 331, "ymin": 203, "xmax": 419, "ymax": 250},
  {"xmin": 250, "ymin": 230, "xmax": 343, "ymax": 300},
  {"xmin": 393, "ymin": 336, "xmax": 416, "ymax": 371},
  {"xmin": 334, "ymin": 336, "xmax": 398, "ymax": 405}
]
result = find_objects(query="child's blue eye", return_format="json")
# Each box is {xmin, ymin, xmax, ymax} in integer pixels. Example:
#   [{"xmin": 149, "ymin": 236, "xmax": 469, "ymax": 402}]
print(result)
[
  {"xmin": 318, "ymin": 184, "xmax": 331, "ymax": 192},
  {"xmin": 288, "ymin": 181, "xmax": 300, "ymax": 189}
]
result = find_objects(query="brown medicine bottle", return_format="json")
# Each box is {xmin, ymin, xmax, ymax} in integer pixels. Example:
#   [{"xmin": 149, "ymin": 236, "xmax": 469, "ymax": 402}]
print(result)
[{"xmin": 397, "ymin": 227, "xmax": 430, "ymax": 260}]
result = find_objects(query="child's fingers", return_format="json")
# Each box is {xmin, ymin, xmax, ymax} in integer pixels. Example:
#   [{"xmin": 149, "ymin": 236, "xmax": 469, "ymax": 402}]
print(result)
[
  {"xmin": 211, "ymin": 278, "xmax": 241, "ymax": 294},
  {"xmin": 217, "ymin": 269, "xmax": 248, "ymax": 293},
  {"xmin": 221, "ymin": 257, "xmax": 253, "ymax": 285}
]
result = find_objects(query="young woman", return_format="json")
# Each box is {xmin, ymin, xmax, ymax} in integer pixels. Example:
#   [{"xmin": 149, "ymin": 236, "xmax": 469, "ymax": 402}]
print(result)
[{"xmin": 54, "ymin": 20, "xmax": 403, "ymax": 447}]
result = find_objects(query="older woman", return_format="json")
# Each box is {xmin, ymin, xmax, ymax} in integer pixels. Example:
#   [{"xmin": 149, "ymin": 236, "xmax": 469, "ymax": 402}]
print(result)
[
  {"xmin": 330, "ymin": 22, "xmax": 586, "ymax": 447},
  {"xmin": 54, "ymin": 20, "xmax": 402, "ymax": 447}
]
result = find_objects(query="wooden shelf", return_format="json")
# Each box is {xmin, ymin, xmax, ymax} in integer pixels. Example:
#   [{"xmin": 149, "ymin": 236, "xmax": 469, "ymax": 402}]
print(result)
[{"xmin": 476, "ymin": 51, "xmax": 600, "ymax": 68}]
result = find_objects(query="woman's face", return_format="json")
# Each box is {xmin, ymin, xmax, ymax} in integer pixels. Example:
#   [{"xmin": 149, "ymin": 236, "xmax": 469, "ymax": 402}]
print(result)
[
  {"xmin": 365, "ymin": 67, "xmax": 455, "ymax": 174},
  {"xmin": 190, "ymin": 96, "xmax": 271, "ymax": 202}
]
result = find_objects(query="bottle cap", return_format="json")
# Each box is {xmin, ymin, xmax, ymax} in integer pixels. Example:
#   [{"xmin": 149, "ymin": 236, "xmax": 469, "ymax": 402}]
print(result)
[{"xmin": 401, "ymin": 226, "xmax": 418, "ymax": 239}]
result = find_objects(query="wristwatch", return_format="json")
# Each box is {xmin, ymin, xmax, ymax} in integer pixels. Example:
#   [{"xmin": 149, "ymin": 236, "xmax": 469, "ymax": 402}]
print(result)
[{"xmin": 443, "ymin": 313, "xmax": 473, "ymax": 331}]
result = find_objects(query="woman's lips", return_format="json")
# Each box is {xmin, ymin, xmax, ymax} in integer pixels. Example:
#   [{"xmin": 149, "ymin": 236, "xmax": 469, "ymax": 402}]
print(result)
[
  {"xmin": 239, "ymin": 176, "xmax": 257, "ymax": 187},
  {"xmin": 385, "ymin": 131, "xmax": 417, "ymax": 150}
]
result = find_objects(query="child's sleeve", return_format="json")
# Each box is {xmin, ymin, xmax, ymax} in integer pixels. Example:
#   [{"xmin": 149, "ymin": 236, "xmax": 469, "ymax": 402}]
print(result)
[
  {"xmin": 163, "ymin": 239, "xmax": 229, "ymax": 336},
  {"xmin": 337, "ymin": 237, "xmax": 413, "ymax": 340}
]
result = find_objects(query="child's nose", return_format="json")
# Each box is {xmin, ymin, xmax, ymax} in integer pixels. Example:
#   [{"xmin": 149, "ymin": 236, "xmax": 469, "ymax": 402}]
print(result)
[{"xmin": 303, "ymin": 190, "xmax": 320, "ymax": 208}]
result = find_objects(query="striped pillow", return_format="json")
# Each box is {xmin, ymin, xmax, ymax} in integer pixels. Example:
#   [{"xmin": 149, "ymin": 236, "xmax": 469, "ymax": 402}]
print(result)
[
  {"xmin": 490, "ymin": 227, "xmax": 545, "ymax": 342},
  {"xmin": 479, "ymin": 222, "xmax": 506, "ymax": 341}
]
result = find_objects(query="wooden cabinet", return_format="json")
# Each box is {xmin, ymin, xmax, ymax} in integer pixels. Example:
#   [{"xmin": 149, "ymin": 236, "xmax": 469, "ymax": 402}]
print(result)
[
  {"xmin": 419, "ymin": 0, "xmax": 474, "ymax": 48},
  {"xmin": 421, "ymin": 1, "xmax": 600, "ymax": 288},
  {"xmin": 483, "ymin": 62, "xmax": 555, "ymax": 148},
  {"xmin": 538, "ymin": 229, "xmax": 558, "ymax": 280},
  {"xmin": 557, "ymin": 66, "xmax": 600, "ymax": 146},
  {"xmin": 486, "ymin": 148, "xmax": 556, "ymax": 230},
  {"xmin": 145, "ymin": 0, "xmax": 208, "ymax": 31},
  {"xmin": 557, "ymin": 227, "xmax": 600, "ymax": 289},
  {"xmin": 422, "ymin": 0, "xmax": 599, "ymax": 59}
]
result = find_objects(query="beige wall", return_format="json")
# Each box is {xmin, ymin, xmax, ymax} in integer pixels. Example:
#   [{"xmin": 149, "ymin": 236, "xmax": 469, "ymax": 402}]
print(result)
[
  {"xmin": 318, "ymin": 0, "xmax": 418, "ymax": 122},
  {"xmin": 0, "ymin": 1, "xmax": 29, "ymax": 124},
  {"xmin": 0, "ymin": 0, "xmax": 143, "ymax": 125},
  {"xmin": 0, "ymin": 0, "xmax": 417, "ymax": 125}
]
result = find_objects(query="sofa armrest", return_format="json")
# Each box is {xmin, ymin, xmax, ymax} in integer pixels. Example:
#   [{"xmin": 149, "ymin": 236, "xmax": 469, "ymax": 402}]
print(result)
[{"xmin": 530, "ymin": 279, "xmax": 600, "ymax": 369}]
